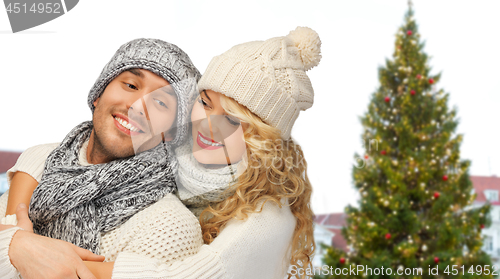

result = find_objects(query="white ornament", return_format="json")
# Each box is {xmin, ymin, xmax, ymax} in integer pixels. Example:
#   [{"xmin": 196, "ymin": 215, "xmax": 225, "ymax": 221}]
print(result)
[
  {"xmin": 420, "ymin": 182, "xmax": 425, "ymax": 188},
  {"xmin": 384, "ymin": 200, "xmax": 389, "ymax": 207},
  {"xmin": 403, "ymin": 78, "xmax": 409, "ymax": 84},
  {"xmin": 422, "ymin": 244, "xmax": 428, "ymax": 251}
]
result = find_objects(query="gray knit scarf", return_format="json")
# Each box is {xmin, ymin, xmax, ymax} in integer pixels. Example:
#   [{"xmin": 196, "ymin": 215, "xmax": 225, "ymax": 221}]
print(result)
[
  {"xmin": 29, "ymin": 121, "xmax": 176, "ymax": 254},
  {"xmin": 174, "ymin": 140, "xmax": 239, "ymax": 217}
]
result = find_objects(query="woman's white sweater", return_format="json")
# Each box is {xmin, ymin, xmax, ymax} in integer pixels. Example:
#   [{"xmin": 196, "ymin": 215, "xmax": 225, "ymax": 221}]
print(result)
[{"xmin": 0, "ymin": 143, "xmax": 296, "ymax": 278}]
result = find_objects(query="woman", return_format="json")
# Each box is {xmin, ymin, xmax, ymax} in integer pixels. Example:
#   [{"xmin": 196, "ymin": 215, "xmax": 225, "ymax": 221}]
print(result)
[{"xmin": 2, "ymin": 26, "xmax": 321, "ymax": 279}]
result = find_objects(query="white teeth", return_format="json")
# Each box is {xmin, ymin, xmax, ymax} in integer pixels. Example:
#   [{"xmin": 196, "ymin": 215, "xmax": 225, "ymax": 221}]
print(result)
[
  {"xmin": 114, "ymin": 116, "xmax": 140, "ymax": 132},
  {"xmin": 199, "ymin": 134, "xmax": 223, "ymax": 146}
]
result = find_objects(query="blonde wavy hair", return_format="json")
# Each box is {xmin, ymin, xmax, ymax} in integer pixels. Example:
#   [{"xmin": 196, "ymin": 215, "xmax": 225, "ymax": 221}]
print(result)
[{"xmin": 199, "ymin": 94, "xmax": 315, "ymax": 277}]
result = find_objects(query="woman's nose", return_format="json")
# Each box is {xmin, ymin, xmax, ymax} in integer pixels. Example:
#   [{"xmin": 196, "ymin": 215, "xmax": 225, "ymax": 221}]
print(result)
[{"xmin": 200, "ymin": 114, "xmax": 220, "ymax": 135}]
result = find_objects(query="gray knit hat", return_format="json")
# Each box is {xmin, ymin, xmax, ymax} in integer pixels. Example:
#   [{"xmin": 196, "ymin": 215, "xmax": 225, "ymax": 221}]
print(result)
[{"xmin": 88, "ymin": 38, "xmax": 201, "ymax": 146}]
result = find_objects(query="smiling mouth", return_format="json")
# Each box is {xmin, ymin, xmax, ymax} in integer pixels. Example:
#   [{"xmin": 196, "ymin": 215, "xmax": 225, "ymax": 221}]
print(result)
[
  {"xmin": 114, "ymin": 115, "xmax": 144, "ymax": 133},
  {"xmin": 198, "ymin": 132, "xmax": 224, "ymax": 147}
]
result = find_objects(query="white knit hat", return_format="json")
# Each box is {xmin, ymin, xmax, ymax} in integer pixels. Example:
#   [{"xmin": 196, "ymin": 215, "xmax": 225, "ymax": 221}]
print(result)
[{"xmin": 198, "ymin": 26, "xmax": 322, "ymax": 139}]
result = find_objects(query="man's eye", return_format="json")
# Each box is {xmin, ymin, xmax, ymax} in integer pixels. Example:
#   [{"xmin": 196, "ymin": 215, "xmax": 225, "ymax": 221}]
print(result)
[
  {"xmin": 125, "ymin": 83, "xmax": 138, "ymax": 90},
  {"xmin": 154, "ymin": 99, "xmax": 168, "ymax": 108}
]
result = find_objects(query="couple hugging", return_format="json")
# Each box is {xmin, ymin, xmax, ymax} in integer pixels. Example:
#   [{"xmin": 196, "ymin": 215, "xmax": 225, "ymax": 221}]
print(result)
[{"xmin": 0, "ymin": 26, "xmax": 321, "ymax": 279}]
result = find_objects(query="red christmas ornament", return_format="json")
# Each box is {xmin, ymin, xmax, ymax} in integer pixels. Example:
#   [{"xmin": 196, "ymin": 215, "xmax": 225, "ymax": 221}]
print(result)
[
  {"xmin": 442, "ymin": 175, "xmax": 448, "ymax": 181},
  {"xmin": 416, "ymin": 74, "xmax": 422, "ymax": 79},
  {"xmin": 410, "ymin": 90, "xmax": 416, "ymax": 95},
  {"xmin": 481, "ymin": 224, "xmax": 485, "ymax": 229},
  {"xmin": 384, "ymin": 96, "xmax": 390, "ymax": 103},
  {"xmin": 381, "ymin": 150, "xmax": 387, "ymax": 155},
  {"xmin": 434, "ymin": 257, "xmax": 439, "ymax": 264},
  {"xmin": 407, "ymin": 30, "xmax": 413, "ymax": 36},
  {"xmin": 364, "ymin": 155, "xmax": 369, "ymax": 159},
  {"xmin": 340, "ymin": 258, "xmax": 346, "ymax": 264},
  {"xmin": 434, "ymin": 192, "xmax": 440, "ymax": 199},
  {"xmin": 429, "ymin": 78, "xmax": 435, "ymax": 84},
  {"xmin": 385, "ymin": 233, "xmax": 392, "ymax": 240}
]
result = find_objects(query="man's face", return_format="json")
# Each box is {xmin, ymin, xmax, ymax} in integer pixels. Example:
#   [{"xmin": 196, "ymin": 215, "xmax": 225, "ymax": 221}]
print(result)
[{"xmin": 91, "ymin": 69, "xmax": 177, "ymax": 160}]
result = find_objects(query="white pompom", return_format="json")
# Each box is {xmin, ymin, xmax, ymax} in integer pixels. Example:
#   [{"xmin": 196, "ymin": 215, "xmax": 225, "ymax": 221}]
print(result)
[{"xmin": 286, "ymin": 26, "xmax": 322, "ymax": 71}]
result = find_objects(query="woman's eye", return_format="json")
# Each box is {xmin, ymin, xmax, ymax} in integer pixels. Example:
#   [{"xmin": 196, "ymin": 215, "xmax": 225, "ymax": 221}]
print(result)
[
  {"xmin": 125, "ymin": 83, "xmax": 138, "ymax": 90},
  {"xmin": 197, "ymin": 98, "xmax": 211, "ymax": 109},
  {"xmin": 154, "ymin": 99, "xmax": 168, "ymax": 108},
  {"xmin": 225, "ymin": 115, "xmax": 240, "ymax": 126}
]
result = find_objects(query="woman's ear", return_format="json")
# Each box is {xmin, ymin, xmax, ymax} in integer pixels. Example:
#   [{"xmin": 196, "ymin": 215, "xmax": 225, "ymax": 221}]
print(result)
[{"xmin": 93, "ymin": 97, "xmax": 100, "ymax": 108}]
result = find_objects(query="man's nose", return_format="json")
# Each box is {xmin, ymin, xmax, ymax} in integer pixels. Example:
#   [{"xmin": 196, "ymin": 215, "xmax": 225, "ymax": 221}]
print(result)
[{"xmin": 128, "ymin": 93, "xmax": 150, "ymax": 117}]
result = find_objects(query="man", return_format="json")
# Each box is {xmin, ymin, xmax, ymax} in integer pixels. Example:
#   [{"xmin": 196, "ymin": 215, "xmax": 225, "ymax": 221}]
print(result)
[{"xmin": 0, "ymin": 38, "xmax": 200, "ymax": 279}]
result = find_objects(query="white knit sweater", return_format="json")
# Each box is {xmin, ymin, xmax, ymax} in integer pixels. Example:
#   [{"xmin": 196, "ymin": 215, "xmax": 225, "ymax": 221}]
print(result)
[{"xmin": 0, "ymin": 143, "xmax": 296, "ymax": 279}]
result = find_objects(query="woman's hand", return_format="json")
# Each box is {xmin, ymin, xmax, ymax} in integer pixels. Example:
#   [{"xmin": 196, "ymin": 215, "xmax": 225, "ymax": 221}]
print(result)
[{"xmin": 3, "ymin": 204, "xmax": 105, "ymax": 279}]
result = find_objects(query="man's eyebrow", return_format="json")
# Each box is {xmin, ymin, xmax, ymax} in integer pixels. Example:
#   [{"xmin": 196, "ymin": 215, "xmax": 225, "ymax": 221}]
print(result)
[
  {"xmin": 126, "ymin": 69, "xmax": 144, "ymax": 78},
  {"xmin": 202, "ymin": 90, "xmax": 212, "ymax": 102}
]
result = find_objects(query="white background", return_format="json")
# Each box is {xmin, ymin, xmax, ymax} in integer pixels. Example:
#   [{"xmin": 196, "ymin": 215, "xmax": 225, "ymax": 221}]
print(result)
[{"xmin": 1, "ymin": 0, "xmax": 499, "ymax": 214}]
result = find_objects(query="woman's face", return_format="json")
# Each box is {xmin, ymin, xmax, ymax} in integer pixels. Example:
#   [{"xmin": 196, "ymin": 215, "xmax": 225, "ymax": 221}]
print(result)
[{"xmin": 191, "ymin": 90, "xmax": 247, "ymax": 166}]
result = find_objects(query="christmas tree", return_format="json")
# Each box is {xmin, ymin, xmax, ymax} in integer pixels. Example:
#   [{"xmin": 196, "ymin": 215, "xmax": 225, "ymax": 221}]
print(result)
[{"xmin": 317, "ymin": 5, "xmax": 493, "ymax": 279}]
